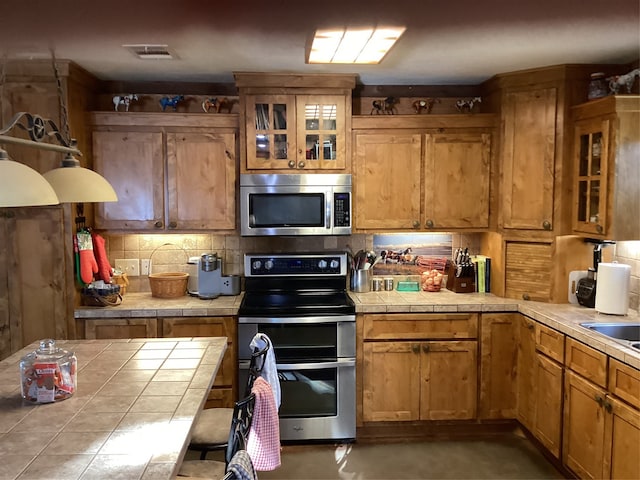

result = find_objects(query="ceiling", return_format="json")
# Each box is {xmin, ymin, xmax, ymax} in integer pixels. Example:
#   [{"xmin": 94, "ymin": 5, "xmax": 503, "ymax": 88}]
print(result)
[{"xmin": 1, "ymin": 0, "xmax": 639, "ymax": 86}]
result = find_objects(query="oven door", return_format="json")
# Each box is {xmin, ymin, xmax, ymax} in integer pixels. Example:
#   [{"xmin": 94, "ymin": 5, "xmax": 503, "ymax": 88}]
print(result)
[{"xmin": 239, "ymin": 358, "xmax": 356, "ymax": 441}]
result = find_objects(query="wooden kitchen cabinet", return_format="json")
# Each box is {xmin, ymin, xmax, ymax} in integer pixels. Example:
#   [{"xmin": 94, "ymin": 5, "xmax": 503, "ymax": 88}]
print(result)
[
  {"xmin": 479, "ymin": 313, "xmax": 518, "ymax": 419},
  {"xmin": 83, "ymin": 317, "xmax": 158, "ymax": 339},
  {"xmin": 500, "ymin": 87, "xmax": 557, "ymax": 233},
  {"xmin": 570, "ymin": 95, "xmax": 640, "ymax": 240},
  {"xmin": 516, "ymin": 315, "xmax": 536, "ymax": 430},
  {"xmin": 235, "ymin": 73, "xmax": 356, "ymax": 172},
  {"xmin": 361, "ymin": 313, "xmax": 477, "ymax": 422},
  {"xmin": 91, "ymin": 113, "xmax": 237, "ymax": 231},
  {"xmin": 162, "ymin": 316, "xmax": 237, "ymax": 408},
  {"xmin": 352, "ymin": 115, "xmax": 495, "ymax": 232}
]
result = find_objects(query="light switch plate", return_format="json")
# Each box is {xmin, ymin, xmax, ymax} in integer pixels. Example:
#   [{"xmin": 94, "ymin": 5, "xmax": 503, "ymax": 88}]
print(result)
[{"xmin": 115, "ymin": 259, "xmax": 140, "ymax": 276}]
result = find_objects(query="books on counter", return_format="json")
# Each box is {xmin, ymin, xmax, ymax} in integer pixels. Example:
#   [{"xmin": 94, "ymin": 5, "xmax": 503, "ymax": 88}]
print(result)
[{"xmin": 472, "ymin": 255, "xmax": 491, "ymax": 293}]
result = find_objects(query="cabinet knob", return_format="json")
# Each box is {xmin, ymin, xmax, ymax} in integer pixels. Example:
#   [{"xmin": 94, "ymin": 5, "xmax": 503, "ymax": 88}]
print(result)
[
  {"xmin": 422, "ymin": 344, "xmax": 430, "ymax": 353},
  {"xmin": 542, "ymin": 220, "xmax": 551, "ymax": 230},
  {"xmin": 527, "ymin": 322, "xmax": 534, "ymax": 331},
  {"xmin": 425, "ymin": 219, "xmax": 434, "ymax": 229},
  {"xmin": 288, "ymin": 160, "xmax": 296, "ymax": 168},
  {"xmin": 411, "ymin": 344, "xmax": 420, "ymax": 354},
  {"xmin": 603, "ymin": 399, "xmax": 612, "ymax": 413},
  {"xmin": 522, "ymin": 293, "xmax": 530, "ymax": 301},
  {"xmin": 168, "ymin": 221, "xmax": 177, "ymax": 229},
  {"xmin": 154, "ymin": 221, "xmax": 163, "ymax": 228},
  {"xmin": 298, "ymin": 161, "xmax": 306, "ymax": 169},
  {"xmin": 596, "ymin": 224, "xmax": 604, "ymax": 234},
  {"xmin": 595, "ymin": 394, "xmax": 604, "ymax": 406},
  {"xmin": 412, "ymin": 220, "xmax": 420, "ymax": 228}
]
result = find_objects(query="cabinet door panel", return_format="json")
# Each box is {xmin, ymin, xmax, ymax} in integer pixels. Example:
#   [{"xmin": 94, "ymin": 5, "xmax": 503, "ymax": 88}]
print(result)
[
  {"xmin": 534, "ymin": 353, "xmax": 563, "ymax": 458},
  {"xmin": 167, "ymin": 132, "xmax": 236, "ymax": 230},
  {"xmin": 94, "ymin": 131, "xmax": 164, "ymax": 229},
  {"xmin": 563, "ymin": 370, "xmax": 607, "ymax": 480},
  {"xmin": 362, "ymin": 342, "xmax": 421, "ymax": 422},
  {"xmin": 502, "ymin": 88, "xmax": 556, "ymax": 231},
  {"xmin": 296, "ymin": 95, "xmax": 347, "ymax": 169},
  {"xmin": 424, "ymin": 132, "xmax": 490, "ymax": 229},
  {"xmin": 517, "ymin": 316, "xmax": 536, "ymax": 430},
  {"xmin": 354, "ymin": 133, "xmax": 421, "ymax": 229},
  {"xmin": 603, "ymin": 396, "xmax": 640, "ymax": 480},
  {"xmin": 420, "ymin": 341, "xmax": 477, "ymax": 420},
  {"xmin": 84, "ymin": 318, "xmax": 157, "ymax": 339}
]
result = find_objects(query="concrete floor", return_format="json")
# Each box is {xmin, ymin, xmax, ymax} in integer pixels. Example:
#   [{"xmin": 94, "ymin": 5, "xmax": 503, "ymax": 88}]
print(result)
[{"xmin": 188, "ymin": 433, "xmax": 566, "ymax": 480}]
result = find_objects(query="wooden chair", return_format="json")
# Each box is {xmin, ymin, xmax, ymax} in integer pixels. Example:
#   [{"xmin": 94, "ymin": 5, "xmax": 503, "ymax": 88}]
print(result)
[
  {"xmin": 189, "ymin": 335, "xmax": 269, "ymax": 460},
  {"xmin": 179, "ymin": 393, "xmax": 257, "ymax": 479}
]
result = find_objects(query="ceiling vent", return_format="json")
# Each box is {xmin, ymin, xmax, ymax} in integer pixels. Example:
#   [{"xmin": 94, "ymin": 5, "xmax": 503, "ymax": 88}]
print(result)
[{"xmin": 122, "ymin": 44, "xmax": 175, "ymax": 60}]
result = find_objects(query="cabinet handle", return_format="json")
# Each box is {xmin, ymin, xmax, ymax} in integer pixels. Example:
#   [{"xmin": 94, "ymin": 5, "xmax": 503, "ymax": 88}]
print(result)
[
  {"xmin": 288, "ymin": 160, "xmax": 296, "ymax": 168},
  {"xmin": 522, "ymin": 293, "xmax": 530, "ymax": 301},
  {"xmin": 595, "ymin": 394, "xmax": 604, "ymax": 406},
  {"xmin": 425, "ymin": 219, "xmax": 434, "ymax": 229},
  {"xmin": 603, "ymin": 399, "xmax": 612, "ymax": 413},
  {"xmin": 411, "ymin": 344, "xmax": 420, "ymax": 354},
  {"xmin": 412, "ymin": 220, "xmax": 420, "ymax": 228},
  {"xmin": 527, "ymin": 323, "xmax": 534, "ymax": 330},
  {"xmin": 298, "ymin": 161, "xmax": 306, "ymax": 169},
  {"xmin": 168, "ymin": 221, "xmax": 177, "ymax": 229},
  {"xmin": 422, "ymin": 344, "xmax": 430, "ymax": 353},
  {"xmin": 542, "ymin": 220, "xmax": 551, "ymax": 230},
  {"xmin": 596, "ymin": 224, "xmax": 603, "ymax": 234},
  {"xmin": 154, "ymin": 221, "xmax": 163, "ymax": 228}
]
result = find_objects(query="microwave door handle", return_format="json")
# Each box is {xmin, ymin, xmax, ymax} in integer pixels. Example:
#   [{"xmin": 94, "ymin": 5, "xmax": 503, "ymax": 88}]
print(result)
[{"xmin": 326, "ymin": 193, "xmax": 332, "ymax": 230}]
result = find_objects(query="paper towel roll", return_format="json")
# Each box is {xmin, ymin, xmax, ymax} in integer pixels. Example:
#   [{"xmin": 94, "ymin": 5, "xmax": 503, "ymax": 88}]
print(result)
[{"xmin": 595, "ymin": 262, "xmax": 631, "ymax": 315}]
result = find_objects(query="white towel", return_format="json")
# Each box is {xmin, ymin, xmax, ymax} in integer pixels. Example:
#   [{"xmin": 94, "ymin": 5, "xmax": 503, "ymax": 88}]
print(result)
[{"xmin": 250, "ymin": 333, "xmax": 281, "ymax": 409}]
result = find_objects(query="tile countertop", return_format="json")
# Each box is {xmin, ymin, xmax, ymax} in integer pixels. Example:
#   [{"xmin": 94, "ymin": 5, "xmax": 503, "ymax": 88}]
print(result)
[
  {"xmin": 75, "ymin": 290, "xmax": 640, "ymax": 369},
  {"xmin": 0, "ymin": 337, "xmax": 226, "ymax": 480}
]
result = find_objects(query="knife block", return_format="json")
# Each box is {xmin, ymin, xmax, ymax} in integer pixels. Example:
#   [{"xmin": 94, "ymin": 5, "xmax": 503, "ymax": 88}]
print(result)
[{"xmin": 446, "ymin": 263, "xmax": 476, "ymax": 293}]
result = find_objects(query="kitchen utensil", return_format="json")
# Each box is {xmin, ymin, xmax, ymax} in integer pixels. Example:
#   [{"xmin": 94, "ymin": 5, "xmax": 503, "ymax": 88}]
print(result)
[
  {"xmin": 595, "ymin": 262, "xmax": 631, "ymax": 315},
  {"xmin": 568, "ymin": 270, "xmax": 588, "ymax": 304},
  {"xmin": 350, "ymin": 269, "xmax": 371, "ymax": 292}
]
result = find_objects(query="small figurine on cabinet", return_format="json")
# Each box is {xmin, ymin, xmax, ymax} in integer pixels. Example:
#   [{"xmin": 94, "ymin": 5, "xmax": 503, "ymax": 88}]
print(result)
[
  {"xmin": 202, "ymin": 97, "xmax": 218, "ymax": 112},
  {"xmin": 607, "ymin": 68, "xmax": 639, "ymax": 95},
  {"xmin": 412, "ymin": 98, "xmax": 440, "ymax": 114},
  {"xmin": 216, "ymin": 97, "xmax": 237, "ymax": 113},
  {"xmin": 159, "ymin": 95, "xmax": 185, "ymax": 112},
  {"xmin": 455, "ymin": 96, "xmax": 482, "ymax": 113},
  {"xmin": 371, "ymin": 96, "xmax": 398, "ymax": 115},
  {"xmin": 112, "ymin": 94, "xmax": 139, "ymax": 112}
]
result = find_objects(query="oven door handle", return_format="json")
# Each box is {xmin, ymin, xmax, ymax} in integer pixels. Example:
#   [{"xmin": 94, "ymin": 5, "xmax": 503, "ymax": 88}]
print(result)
[
  {"xmin": 238, "ymin": 316, "xmax": 355, "ymax": 324},
  {"xmin": 276, "ymin": 359, "xmax": 356, "ymax": 370}
]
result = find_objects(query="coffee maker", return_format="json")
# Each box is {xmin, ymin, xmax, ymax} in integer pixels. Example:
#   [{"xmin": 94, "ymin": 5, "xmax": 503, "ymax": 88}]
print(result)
[{"xmin": 197, "ymin": 253, "xmax": 222, "ymax": 299}]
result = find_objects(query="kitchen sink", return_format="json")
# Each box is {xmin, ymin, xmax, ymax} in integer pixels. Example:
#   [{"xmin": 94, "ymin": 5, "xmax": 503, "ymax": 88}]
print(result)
[{"xmin": 580, "ymin": 322, "xmax": 640, "ymax": 350}]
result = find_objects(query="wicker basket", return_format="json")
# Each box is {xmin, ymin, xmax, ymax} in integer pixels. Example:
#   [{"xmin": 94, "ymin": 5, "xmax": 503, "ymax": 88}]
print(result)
[{"xmin": 149, "ymin": 272, "xmax": 189, "ymax": 298}]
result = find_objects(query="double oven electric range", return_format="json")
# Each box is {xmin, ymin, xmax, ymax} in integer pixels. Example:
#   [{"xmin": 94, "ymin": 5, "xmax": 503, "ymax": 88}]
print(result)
[{"xmin": 237, "ymin": 252, "xmax": 356, "ymax": 442}]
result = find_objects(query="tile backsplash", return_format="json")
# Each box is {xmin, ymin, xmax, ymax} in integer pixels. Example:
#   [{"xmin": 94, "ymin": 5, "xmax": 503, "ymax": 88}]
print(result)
[
  {"xmin": 613, "ymin": 240, "xmax": 640, "ymax": 312},
  {"xmin": 102, "ymin": 232, "xmax": 480, "ymax": 293}
]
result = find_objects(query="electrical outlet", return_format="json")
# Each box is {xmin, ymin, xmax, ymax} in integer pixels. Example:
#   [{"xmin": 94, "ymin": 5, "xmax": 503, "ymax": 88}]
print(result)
[
  {"xmin": 140, "ymin": 259, "xmax": 151, "ymax": 276},
  {"xmin": 115, "ymin": 259, "xmax": 140, "ymax": 277}
]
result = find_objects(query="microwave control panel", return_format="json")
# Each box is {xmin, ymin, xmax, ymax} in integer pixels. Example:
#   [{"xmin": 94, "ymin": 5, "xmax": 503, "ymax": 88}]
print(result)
[{"xmin": 334, "ymin": 193, "xmax": 350, "ymax": 227}]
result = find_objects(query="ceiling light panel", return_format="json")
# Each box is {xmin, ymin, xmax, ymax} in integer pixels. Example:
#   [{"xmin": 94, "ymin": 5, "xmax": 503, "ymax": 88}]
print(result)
[
  {"xmin": 122, "ymin": 44, "xmax": 175, "ymax": 60},
  {"xmin": 308, "ymin": 26, "xmax": 405, "ymax": 64}
]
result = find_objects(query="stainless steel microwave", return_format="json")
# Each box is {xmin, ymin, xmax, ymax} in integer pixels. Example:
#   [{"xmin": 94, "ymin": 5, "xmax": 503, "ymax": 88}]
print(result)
[{"xmin": 240, "ymin": 174, "xmax": 351, "ymax": 236}]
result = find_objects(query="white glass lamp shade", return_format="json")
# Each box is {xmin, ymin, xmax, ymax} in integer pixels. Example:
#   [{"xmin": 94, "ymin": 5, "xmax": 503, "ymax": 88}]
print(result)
[
  {"xmin": 43, "ymin": 154, "xmax": 118, "ymax": 203},
  {"xmin": 0, "ymin": 150, "xmax": 59, "ymax": 207}
]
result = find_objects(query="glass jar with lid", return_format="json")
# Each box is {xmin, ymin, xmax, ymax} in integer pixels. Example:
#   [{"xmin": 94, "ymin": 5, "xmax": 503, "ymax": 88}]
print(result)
[{"xmin": 20, "ymin": 339, "xmax": 77, "ymax": 403}]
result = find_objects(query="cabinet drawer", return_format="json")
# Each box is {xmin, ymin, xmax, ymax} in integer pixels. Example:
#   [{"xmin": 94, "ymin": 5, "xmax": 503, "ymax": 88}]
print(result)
[
  {"xmin": 608, "ymin": 358, "xmax": 640, "ymax": 409},
  {"xmin": 565, "ymin": 337, "xmax": 607, "ymax": 387},
  {"xmin": 363, "ymin": 313, "xmax": 478, "ymax": 340},
  {"xmin": 535, "ymin": 323, "xmax": 564, "ymax": 363}
]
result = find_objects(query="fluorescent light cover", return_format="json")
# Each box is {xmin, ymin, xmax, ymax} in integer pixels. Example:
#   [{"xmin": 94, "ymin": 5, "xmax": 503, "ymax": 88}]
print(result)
[{"xmin": 308, "ymin": 26, "xmax": 405, "ymax": 64}]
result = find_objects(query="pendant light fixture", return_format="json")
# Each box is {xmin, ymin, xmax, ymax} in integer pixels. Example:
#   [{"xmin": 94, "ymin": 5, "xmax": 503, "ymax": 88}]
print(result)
[
  {"xmin": 0, "ymin": 148, "xmax": 59, "ymax": 207},
  {"xmin": 42, "ymin": 52, "xmax": 118, "ymax": 203}
]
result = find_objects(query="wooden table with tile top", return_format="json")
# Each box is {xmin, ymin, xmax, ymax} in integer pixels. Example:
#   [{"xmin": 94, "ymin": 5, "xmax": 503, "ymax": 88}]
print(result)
[{"xmin": 0, "ymin": 337, "xmax": 226, "ymax": 479}]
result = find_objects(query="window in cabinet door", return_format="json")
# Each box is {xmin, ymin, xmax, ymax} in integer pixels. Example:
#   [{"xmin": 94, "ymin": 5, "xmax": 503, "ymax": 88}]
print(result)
[{"xmin": 253, "ymin": 101, "xmax": 290, "ymax": 161}]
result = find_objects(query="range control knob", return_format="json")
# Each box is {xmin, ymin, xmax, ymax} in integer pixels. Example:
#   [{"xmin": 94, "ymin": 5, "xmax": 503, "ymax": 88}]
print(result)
[
  {"xmin": 252, "ymin": 260, "xmax": 262, "ymax": 271},
  {"xmin": 330, "ymin": 259, "xmax": 340, "ymax": 269},
  {"xmin": 318, "ymin": 260, "xmax": 328, "ymax": 269},
  {"xmin": 264, "ymin": 260, "xmax": 274, "ymax": 270}
]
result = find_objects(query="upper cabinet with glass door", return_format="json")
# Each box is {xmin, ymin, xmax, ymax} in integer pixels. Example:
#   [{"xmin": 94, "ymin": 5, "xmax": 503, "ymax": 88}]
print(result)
[
  {"xmin": 571, "ymin": 95, "xmax": 639, "ymax": 240},
  {"xmin": 235, "ymin": 73, "xmax": 356, "ymax": 172}
]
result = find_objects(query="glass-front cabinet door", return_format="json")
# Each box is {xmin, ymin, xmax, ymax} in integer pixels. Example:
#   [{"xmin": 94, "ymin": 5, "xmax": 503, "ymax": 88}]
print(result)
[
  {"xmin": 296, "ymin": 95, "xmax": 347, "ymax": 170},
  {"xmin": 244, "ymin": 94, "xmax": 347, "ymax": 170},
  {"xmin": 245, "ymin": 95, "xmax": 296, "ymax": 169},
  {"xmin": 573, "ymin": 118, "xmax": 610, "ymax": 235}
]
